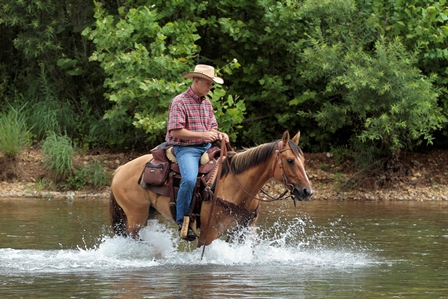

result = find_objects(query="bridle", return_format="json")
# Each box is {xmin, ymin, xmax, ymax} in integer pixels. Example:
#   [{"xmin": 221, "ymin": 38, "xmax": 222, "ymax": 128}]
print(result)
[{"xmin": 228, "ymin": 141, "xmax": 297, "ymax": 203}]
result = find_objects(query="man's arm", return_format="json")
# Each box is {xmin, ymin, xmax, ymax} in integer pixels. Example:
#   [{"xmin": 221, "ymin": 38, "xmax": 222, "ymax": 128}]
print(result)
[{"xmin": 170, "ymin": 128, "xmax": 221, "ymax": 143}]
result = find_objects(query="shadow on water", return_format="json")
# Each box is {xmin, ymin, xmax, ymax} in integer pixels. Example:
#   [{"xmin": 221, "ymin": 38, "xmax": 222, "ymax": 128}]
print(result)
[{"xmin": 0, "ymin": 198, "xmax": 447, "ymax": 298}]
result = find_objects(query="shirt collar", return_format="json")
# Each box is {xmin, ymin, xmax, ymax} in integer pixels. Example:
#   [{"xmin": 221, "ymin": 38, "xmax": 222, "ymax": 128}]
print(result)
[{"xmin": 186, "ymin": 87, "xmax": 205, "ymax": 103}]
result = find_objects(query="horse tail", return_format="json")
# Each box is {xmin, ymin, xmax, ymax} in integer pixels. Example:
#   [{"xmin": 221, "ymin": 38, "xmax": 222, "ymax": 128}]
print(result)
[{"xmin": 109, "ymin": 189, "xmax": 128, "ymax": 236}]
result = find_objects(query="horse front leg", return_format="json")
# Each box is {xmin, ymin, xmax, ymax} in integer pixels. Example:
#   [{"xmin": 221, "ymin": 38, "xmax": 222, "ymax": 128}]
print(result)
[
  {"xmin": 225, "ymin": 227, "xmax": 254, "ymax": 244},
  {"xmin": 197, "ymin": 207, "xmax": 233, "ymax": 247},
  {"xmin": 225, "ymin": 221, "xmax": 259, "ymax": 245},
  {"xmin": 197, "ymin": 219, "xmax": 224, "ymax": 248}
]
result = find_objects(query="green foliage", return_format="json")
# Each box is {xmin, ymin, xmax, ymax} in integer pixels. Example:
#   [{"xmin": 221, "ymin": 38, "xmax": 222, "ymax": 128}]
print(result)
[
  {"xmin": 362, "ymin": 0, "xmax": 448, "ymax": 147},
  {"xmin": 0, "ymin": 104, "xmax": 32, "ymax": 159},
  {"xmin": 41, "ymin": 132, "xmax": 75, "ymax": 182},
  {"xmin": 64, "ymin": 169, "xmax": 87, "ymax": 191},
  {"xmin": 1, "ymin": 0, "xmax": 448, "ymax": 171},
  {"xmin": 365, "ymin": 0, "xmax": 448, "ymax": 63},
  {"xmin": 34, "ymin": 178, "xmax": 56, "ymax": 192},
  {"xmin": 295, "ymin": 0, "xmax": 447, "ymax": 163},
  {"xmin": 24, "ymin": 63, "xmax": 77, "ymax": 140},
  {"xmin": 28, "ymin": 99, "xmax": 67, "ymax": 141},
  {"xmin": 208, "ymin": 64, "xmax": 246, "ymax": 143},
  {"xmin": 27, "ymin": 100, "xmax": 78, "ymax": 144},
  {"xmin": 304, "ymin": 36, "xmax": 445, "ymax": 158},
  {"xmin": 82, "ymin": 2, "xmax": 200, "ymax": 144},
  {"xmin": 214, "ymin": 0, "xmax": 306, "ymax": 144},
  {"xmin": 64, "ymin": 159, "xmax": 109, "ymax": 191},
  {"xmin": 89, "ymin": 160, "xmax": 109, "ymax": 188},
  {"xmin": 83, "ymin": 1, "xmax": 245, "ymax": 145},
  {"xmin": 0, "ymin": 0, "xmax": 109, "ymax": 146}
]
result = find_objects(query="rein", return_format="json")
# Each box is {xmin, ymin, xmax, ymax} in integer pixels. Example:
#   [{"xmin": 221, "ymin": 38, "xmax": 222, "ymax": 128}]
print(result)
[{"xmin": 201, "ymin": 139, "xmax": 228, "ymax": 259}]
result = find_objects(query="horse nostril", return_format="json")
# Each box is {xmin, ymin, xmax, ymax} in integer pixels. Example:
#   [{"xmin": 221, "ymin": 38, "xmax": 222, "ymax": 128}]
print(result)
[{"xmin": 303, "ymin": 187, "xmax": 314, "ymax": 197}]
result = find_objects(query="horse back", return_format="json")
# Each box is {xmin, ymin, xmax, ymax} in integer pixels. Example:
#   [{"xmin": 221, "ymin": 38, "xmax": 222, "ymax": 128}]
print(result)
[{"xmin": 112, "ymin": 154, "xmax": 153, "ymax": 185}]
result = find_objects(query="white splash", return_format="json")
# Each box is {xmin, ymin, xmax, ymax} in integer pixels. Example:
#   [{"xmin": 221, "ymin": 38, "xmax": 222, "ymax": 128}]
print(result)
[{"xmin": 0, "ymin": 217, "xmax": 377, "ymax": 273}]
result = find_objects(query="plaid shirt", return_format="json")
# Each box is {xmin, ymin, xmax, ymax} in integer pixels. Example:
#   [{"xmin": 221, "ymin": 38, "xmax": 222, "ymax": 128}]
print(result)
[{"xmin": 165, "ymin": 87, "xmax": 218, "ymax": 146}]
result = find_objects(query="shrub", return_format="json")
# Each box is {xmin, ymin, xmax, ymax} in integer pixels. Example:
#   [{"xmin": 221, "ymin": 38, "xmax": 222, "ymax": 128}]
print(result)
[
  {"xmin": 63, "ymin": 159, "xmax": 109, "ymax": 191},
  {"xmin": 301, "ymin": 37, "xmax": 446, "ymax": 165},
  {"xmin": 41, "ymin": 132, "xmax": 75, "ymax": 182},
  {"xmin": 28, "ymin": 99, "xmax": 76, "ymax": 141},
  {"xmin": 0, "ymin": 104, "xmax": 31, "ymax": 159},
  {"xmin": 89, "ymin": 160, "xmax": 109, "ymax": 188}
]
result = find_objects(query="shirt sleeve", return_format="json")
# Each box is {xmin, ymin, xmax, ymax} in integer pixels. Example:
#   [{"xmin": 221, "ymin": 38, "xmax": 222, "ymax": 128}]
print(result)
[
  {"xmin": 205, "ymin": 100, "xmax": 218, "ymax": 130},
  {"xmin": 167, "ymin": 98, "xmax": 185, "ymax": 132}
]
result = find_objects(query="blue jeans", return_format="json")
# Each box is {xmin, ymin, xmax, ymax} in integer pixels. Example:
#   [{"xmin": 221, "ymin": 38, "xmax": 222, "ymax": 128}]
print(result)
[{"xmin": 174, "ymin": 143, "xmax": 211, "ymax": 225}]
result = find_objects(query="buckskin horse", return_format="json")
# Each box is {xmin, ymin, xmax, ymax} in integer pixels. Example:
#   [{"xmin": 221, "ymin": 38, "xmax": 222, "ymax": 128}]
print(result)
[{"xmin": 109, "ymin": 130, "xmax": 313, "ymax": 248}]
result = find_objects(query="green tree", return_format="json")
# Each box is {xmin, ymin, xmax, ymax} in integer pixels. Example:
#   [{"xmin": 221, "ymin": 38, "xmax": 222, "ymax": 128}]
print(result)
[
  {"xmin": 1, "ymin": 0, "xmax": 447, "ymax": 159},
  {"xmin": 297, "ymin": 0, "xmax": 446, "ymax": 164},
  {"xmin": 83, "ymin": 1, "xmax": 245, "ymax": 144},
  {"xmin": 0, "ymin": 0, "xmax": 110, "ymax": 146}
]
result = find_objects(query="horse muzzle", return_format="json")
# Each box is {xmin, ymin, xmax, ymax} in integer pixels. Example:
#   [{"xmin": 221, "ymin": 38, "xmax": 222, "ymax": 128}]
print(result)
[{"xmin": 291, "ymin": 185, "xmax": 314, "ymax": 201}]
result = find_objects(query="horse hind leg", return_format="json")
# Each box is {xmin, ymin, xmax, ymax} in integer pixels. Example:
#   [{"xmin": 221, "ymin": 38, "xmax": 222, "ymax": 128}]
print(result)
[
  {"xmin": 110, "ymin": 190, "xmax": 151, "ymax": 239},
  {"xmin": 110, "ymin": 191, "xmax": 128, "ymax": 237},
  {"xmin": 122, "ymin": 200, "xmax": 154, "ymax": 239}
]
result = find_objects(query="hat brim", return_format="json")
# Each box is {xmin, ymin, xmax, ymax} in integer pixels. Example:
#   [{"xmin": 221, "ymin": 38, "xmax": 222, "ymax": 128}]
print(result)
[{"xmin": 183, "ymin": 72, "xmax": 224, "ymax": 84}]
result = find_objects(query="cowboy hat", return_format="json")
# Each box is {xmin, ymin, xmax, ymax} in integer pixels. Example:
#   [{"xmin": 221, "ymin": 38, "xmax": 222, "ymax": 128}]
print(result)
[{"xmin": 183, "ymin": 64, "xmax": 224, "ymax": 84}]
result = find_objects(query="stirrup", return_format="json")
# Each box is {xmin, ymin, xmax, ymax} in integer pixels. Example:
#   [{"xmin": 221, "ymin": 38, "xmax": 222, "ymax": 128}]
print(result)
[
  {"xmin": 180, "ymin": 216, "xmax": 190, "ymax": 239},
  {"xmin": 180, "ymin": 216, "xmax": 196, "ymax": 241}
]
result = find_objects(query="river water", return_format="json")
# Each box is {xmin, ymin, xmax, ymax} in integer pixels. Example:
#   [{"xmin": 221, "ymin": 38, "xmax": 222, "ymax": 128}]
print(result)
[{"xmin": 0, "ymin": 198, "xmax": 447, "ymax": 298}]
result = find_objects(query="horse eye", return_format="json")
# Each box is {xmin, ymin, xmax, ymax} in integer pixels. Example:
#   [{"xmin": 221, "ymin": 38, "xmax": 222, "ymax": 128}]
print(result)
[{"xmin": 286, "ymin": 158, "xmax": 294, "ymax": 165}]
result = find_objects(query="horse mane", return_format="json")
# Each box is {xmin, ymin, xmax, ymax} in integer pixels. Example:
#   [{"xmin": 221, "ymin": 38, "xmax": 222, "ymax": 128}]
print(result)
[
  {"xmin": 222, "ymin": 141, "xmax": 278, "ymax": 176},
  {"xmin": 221, "ymin": 139, "xmax": 303, "ymax": 177}
]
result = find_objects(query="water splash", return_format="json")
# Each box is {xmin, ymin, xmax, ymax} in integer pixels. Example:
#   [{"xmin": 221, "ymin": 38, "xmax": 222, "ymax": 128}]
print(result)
[{"xmin": 0, "ymin": 217, "xmax": 376, "ymax": 273}]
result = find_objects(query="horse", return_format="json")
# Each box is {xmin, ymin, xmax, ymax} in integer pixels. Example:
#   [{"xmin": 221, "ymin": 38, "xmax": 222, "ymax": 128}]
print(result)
[{"xmin": 109, "ymin": 130, "xmax": 313, "ymax": 248}]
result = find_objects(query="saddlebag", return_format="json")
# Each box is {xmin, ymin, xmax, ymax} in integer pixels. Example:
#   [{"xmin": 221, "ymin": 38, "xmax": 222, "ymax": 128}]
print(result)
[
  {"xmin": 141, "ymin": 143, "xmax": 170, "ymax": 186},
  {"xmin": 142, "ymin": 159, "xmax": 169, "ymax": 186}
]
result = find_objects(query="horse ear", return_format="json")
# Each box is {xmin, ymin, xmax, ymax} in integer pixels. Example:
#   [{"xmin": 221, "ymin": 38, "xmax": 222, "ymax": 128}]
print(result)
[
  {"xmin": 282, "ymin": 130, "xmax": 290, "ymax": 146},
  {"xmin": 291, "ymin": 130, "xmax": 301, "ymax": 145}
]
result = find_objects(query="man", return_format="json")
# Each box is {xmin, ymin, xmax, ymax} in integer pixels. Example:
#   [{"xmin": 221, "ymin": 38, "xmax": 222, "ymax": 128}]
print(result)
[{"xmin": 166, "ymin": 64, "xmax": 229, "ymax": 241}]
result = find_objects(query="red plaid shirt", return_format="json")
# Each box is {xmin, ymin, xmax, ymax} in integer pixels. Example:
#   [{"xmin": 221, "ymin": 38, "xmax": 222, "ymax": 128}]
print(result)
[{"xmin": 166, "ymin": 87, "xmax": 218, "ymax": 146}]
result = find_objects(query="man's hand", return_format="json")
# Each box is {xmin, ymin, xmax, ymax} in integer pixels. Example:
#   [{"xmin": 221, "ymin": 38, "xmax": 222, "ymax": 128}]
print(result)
[
  {"xmin": 170, "ymin": 128, "xmax": 229, "ymax": 143},
  {"xmin": 211, "ymin": 129, "xmax": 229, "ymax": 143},
  {"xmin": 202, "ymin": 131, "xmax": 219, "ymax": 142}
]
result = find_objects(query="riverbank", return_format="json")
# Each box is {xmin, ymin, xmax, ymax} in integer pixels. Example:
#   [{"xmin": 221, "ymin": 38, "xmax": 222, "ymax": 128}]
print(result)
[{"xmin": 0, "ymin": 148, "xmax": 447, "ymax": 201}]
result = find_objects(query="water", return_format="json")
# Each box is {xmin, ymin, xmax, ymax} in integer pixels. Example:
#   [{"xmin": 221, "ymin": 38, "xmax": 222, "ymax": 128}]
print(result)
[{"xmin": 0, "ymin": 198, "xmax": 447, "ymax": 298}]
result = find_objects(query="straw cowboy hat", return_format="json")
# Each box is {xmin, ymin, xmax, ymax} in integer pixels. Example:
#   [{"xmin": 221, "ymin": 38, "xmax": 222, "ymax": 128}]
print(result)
[{"xmin": 183, "ymin": 64, "xmax": 224, "ymax": 84}]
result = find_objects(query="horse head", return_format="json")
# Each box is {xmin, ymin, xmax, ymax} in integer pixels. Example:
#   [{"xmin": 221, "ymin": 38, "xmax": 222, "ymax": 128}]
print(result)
[{"xmin": 273, "ymin": 130, "xmax": 314, "ymax": 201}]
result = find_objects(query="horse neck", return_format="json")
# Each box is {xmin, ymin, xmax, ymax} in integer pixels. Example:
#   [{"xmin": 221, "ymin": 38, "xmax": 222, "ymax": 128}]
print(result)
[{"xmin": 218, "ymin": 155, "xmax": 275, "ymax": 207}]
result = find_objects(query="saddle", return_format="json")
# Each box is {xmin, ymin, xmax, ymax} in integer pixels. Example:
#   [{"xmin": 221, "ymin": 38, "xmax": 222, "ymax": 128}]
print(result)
[{"xmin": 138, "ymin": 142, "xmax": 225, "ymax": 225}]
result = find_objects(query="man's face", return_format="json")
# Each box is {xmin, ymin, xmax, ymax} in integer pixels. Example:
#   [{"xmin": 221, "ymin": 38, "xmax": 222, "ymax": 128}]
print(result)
[{"xmin": 194, "ymin": 78, "xmax": 214, "ymax": 96}]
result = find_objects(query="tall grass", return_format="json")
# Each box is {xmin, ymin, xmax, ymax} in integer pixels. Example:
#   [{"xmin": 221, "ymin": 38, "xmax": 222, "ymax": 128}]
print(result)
[
  {"xmin": 28, "ymin": 98, "xmax": 77, "ymax": 141},
  {"xmin": 26, "ymin": 63, "xmax": 77, "ymax": 141},
  {"xmin": 0, "ymin": 104, "xmax": 31, "ymax": 159},
  {"xmin": 90, "ymin": 159, "xmax": 109, "ymax": 188},
  {"xmin": 41, "ymin": 132, "xmax": 75, "ymax": 182}
]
